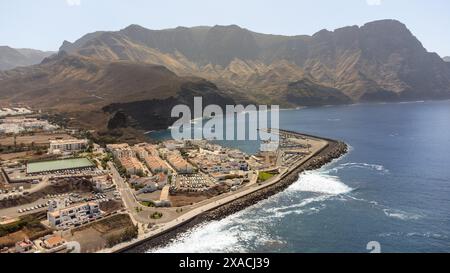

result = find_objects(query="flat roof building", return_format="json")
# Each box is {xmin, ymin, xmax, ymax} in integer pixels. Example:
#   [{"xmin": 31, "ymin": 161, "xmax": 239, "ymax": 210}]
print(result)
[
  {"xmin": 119, "ymin": 156, "xmax": 144, "ymax": 175},
  {"xmin": 132, "ymin": 146, "xmax": 149, "ymax": 160},
  {"xmin": 26, "ymin": 158, "xmax": 94, "ymax": 175},
  {"xmin": 106, "ymin": 143, "xmax": 135, "ymax": 158},
  {"xmin": 49, "ymin": 138, "xmax": 88, "ymax": 154},
  {"xmin": 47, "ymin": 201, "xmax": 101, "ymax": 229},
  {"xmin": 43, "ymin": 235, "xmax": 66, "ymax": 249},
  {"xmin": 166, "ymin": 152, "xmax": 194, "ymax": 174},
  {"xmin": 144, "ymin": 155, "xmax": 169, "ymax": 174}
]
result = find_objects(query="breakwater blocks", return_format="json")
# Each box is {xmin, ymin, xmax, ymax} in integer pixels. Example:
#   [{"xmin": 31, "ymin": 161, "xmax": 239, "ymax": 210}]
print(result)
[{"xmin": 125, "ymin": 140, "xmax": 348, "ymax": 253}]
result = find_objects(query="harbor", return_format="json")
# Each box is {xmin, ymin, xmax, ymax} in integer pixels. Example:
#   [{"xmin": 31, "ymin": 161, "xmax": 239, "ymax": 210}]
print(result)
[{"xmin": 99, "ymin": 130, "xmax": 347, "ymax": 253}]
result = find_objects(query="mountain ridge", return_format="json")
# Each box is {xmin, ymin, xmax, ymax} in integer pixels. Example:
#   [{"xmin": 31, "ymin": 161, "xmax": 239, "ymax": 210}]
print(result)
[
  {"xmin": 59, "ymin": 19, "xmax": 450, "ymax": 105},
  {"xmin": 0, "ymin": 52, "xmax": 235, "ymax": 137},
  {"xmin": 0, "ymin": 46, "xmax": 54, "ymax": 70},
  {"xmin": 1, "ymin": 19, "xmax": 450, "ymax": 137}
]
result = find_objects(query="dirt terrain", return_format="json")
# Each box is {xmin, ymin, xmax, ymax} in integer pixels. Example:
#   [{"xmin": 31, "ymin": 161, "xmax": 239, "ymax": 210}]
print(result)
[
  {"xmin": 0, "ymin": 133, "xmax": 73, "ymax": 146},
  {"xmin": 65, "ymin": 214, "xmax": 136, "ymax": 253},
  {"xmin": 99, "ymin": 200, "xmax": 123, "ymax": 214},
  {"xmin": 0, "ymin": 211, "xmax": 52, "ymax": 248},
  {"xmin": 169, "ymin": 184, "xmax": 230, "ymax": 207}
]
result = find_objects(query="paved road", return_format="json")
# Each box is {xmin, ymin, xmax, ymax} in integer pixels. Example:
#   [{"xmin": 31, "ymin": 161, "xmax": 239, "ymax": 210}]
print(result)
[
  {"xmin": 107, "ymin": 162, "xmax": 161, "ymax": 225},
  {"xmin": 0, "ymin": 198, "xmax": 49, "ymax": 218},
  {"xmin": 0, "ymin": 176, "xmax": 51, "ymax": 218},
  {"xmin": 108, "ymin": 162, "xmax": 141, "ymax": 222},
  {"xmin": 100, "ymin": 135, "xmax": 329, "ymax": 253}
]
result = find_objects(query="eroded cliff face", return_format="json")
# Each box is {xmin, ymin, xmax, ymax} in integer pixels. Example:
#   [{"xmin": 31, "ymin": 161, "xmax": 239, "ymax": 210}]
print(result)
[
  {"xmin": 60, "ymin": 20, "xmax": 450, "ymax": 105},
  {"xmin": 0, "ymin": 52, "xmax": 235, "ymax": 133},
  {"xmin": 2, "ymin": 20, "xmax": 450, "ymax": 135}
]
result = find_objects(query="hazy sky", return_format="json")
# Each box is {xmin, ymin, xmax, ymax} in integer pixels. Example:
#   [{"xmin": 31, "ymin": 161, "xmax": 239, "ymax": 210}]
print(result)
[{"xmin": 1, "ymin": 0, "xmax": 449, "ymax": 57}]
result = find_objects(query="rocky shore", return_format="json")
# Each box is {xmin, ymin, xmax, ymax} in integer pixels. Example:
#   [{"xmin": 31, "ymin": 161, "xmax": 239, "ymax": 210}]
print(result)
[{"xmin": 124, "ymin": 139, "xmax": 348, "ymax": 253}]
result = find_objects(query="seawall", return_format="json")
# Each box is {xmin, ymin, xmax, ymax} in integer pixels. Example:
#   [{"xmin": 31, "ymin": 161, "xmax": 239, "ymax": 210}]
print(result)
[{"xmin": 122, "ymin": 137, "xmax": 348, "ymax": 253}]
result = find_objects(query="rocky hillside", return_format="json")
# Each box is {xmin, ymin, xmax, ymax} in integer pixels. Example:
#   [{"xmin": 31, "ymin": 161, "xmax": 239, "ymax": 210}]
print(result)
[
  {"xmin": 0, "ymin": 46, "xmax": 54, "ymax": 70},
  {"xmin": 444, "ymin": 56, "xmax": 450, "ymax": 62},
  {"xmin": 60, "ymin": 20, "xmax": 450, "ymax": 105},
  {"xmin": 1, "ymin": 19, "xmax": 450, "ymax": 138},
  {"xmin": 0, "ymin": 52, "xmax": 234, "ymax": 134}
]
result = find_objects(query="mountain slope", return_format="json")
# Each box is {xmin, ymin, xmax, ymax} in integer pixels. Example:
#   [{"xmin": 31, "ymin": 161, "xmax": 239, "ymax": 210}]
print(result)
[
  {"xmin": 283, "ymin": 79, "xmax": 352, "ymax": 106},
  {"xmin": 444, "ymin": 56, "xmax": 450, "ymax": 62},
  {"xmin": 60, "ymin": 20, "xmax": 450, "ymax": 105},
  {"xmin": 0, "ymin": 52, "xmax": 234, "ymax": 133},
  {"xmin": 0, "ymin": 46, "xmax": 54, "ymax": 70}
]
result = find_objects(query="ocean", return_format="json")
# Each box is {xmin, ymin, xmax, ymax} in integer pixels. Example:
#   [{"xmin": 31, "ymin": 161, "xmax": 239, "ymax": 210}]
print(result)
[{"xmin": 147, "ymin": 100, "xmax": 450, "ymax": 253}]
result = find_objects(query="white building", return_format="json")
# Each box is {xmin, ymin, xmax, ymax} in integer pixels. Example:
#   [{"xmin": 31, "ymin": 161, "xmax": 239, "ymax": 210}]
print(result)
[
  {"xmin": 0, "ymin": 107, "xmax": 33, "ymax": 118},
  {"xmin": 48, "ymin": 139, "xmax": 88, "ymax": 154},
  {"xmin": 0, "ymin": 117, "xmax": 57, "ymax": 134},
  {"xmin": 166, "ymin": 152, "xmax": 194, "ymax": 174},
  {"xmin": 93, "ymin": 175, "xmax": 114, "ymax": 192},
  {"xmin": 106, "ymin": 143, "xmax": 135, "ymax": 158},
  {"xmin": 47, "ymin": 201, "xmax": 102, "ymax": 229}
]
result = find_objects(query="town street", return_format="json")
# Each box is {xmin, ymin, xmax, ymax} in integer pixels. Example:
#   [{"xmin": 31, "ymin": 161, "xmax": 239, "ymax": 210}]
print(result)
[{"xmin": 100, "ymin": 134, "xmax": 329, "ymax": 253}]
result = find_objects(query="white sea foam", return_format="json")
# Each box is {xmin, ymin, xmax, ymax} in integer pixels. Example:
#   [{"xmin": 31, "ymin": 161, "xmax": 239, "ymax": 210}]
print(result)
[
  {"xmin": 406, "ymin": 232, "xmax": 448, "ymax": 239},
  {"xmin": 347, "ymin": 195, "xmax": 422, "ymax": 221},
  {"xmin": 289, "ymin": 171, "xmax": 353, "ymax": 195},
  {"xmin": 260, "ymin": 171, "xmax": 353, "ymax": 218},
  {"xmin": 150, "ymin": 213, "xmax": 279, "ymax": 253},
  {"xmin": 383, "ymin": 209, "xmax": 422, "ymax": 221},
  {"xmin": 326, "ymin": 162, "xmax": 389, "ymax": 174},
  {"xmin": 151, "ymin": 170, "xmax": 353, "ymax": 253},
  {"xmin": 379, "ymin": 232, "xmax": 447, "ymax": 239},
  {"xmin": 263, "ymin": 196, "xmax": 329, "ymax": 218},
  {"xmin": 150, "ymin": 217, "xmax": 245, "ymax": 253},
  {"xmin": 342, "ymin": 162, "xmax": 388, "ymax": 172}
]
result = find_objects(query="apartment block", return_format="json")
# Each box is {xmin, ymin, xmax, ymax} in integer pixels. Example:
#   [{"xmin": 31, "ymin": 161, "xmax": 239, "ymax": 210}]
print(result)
[
  {"xmin": 47, "ymin": 201, "xmax": 102, "ymax": 229},
  {"xmin": 48, "ymin": 139, "xmax": 88, "ymax": 154}
]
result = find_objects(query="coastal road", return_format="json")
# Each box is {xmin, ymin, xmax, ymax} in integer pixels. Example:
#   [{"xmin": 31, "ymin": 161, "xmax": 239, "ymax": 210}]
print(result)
[{"xmin": 100, "ymin": 134, "xmax": 329, "ymax": 253}]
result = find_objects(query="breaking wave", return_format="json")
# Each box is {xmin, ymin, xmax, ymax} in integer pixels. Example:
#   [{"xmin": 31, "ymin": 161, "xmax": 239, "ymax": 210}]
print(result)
[
  {"xmin": 379, "ymin": 231, "xmax": 448, "ymax": 239},
  {"xmin": 326, "ymin": 162, "xmax": 389, "ymax": 174},
  {"xmin": 261, "ymin": 171, "xmax": 354, "ymax": 218},
  {"xmin": 263, "ymin": 196, "xmax": 329, "ymax": 218},
  {"xmin": 289, "ymin": 171, "xmax": 353, "ymax": 195},
  {"xmin": 383, "ymin": 209, "xmax": 422, "ymax": 221},
  {"xmin": 150, "ymin": 210, "xmax": 285, "ymax": 253},
  {"xmin": 151, "ymin": 217, "xmax": 250, "ymax": 253},
  {"xmin": 151, "ymin": 169, "xmax": 353, "ymax": 253}
]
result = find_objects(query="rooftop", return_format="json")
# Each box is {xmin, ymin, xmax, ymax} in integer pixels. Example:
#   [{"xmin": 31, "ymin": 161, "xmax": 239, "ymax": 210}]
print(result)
[
  {"xmin": 49, "ymin": 138, "xmax": 88, "ymax": 145},
  {"xmin": 44, "ymin": 236, "xmax": 65, "ymax": 248},
  {"xmin": 26, "ymin": 158, "xmax": 94, "ymax": 174}
]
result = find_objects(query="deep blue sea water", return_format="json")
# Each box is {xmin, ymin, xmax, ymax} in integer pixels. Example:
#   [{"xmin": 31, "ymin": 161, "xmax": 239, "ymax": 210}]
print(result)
[{"xmin": 149, "ymin": 100, "xmax": 450, "ymax": 253}]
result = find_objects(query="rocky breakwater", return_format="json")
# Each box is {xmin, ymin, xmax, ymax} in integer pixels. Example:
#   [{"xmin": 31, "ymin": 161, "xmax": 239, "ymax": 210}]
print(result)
[
  {"xmin": 304, "ymin": 141, "xmax": 348, "ymax": 171},
  {"xmin": 202, "ymin": 140, "xmax": 348, "ymax": 221},
  {"xmin": 125, "ymin": 139, "xmax": 348, "ymax": 253}
]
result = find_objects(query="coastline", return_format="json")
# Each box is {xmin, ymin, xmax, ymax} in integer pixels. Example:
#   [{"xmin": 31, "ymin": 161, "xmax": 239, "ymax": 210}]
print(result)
[
  {"xmin": 145, "ymin": 100, "xmax": 446, "ymax": 142},
  {"xmin": 118, "ymin": 132, "xmax": 348, "ymax": 253}
]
